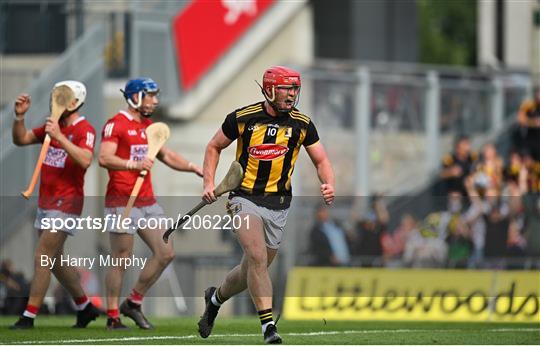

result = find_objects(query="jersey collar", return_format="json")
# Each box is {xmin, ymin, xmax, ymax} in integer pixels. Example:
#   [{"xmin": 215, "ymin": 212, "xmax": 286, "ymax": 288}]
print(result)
[
  {"xmin": 119, "ymin": 110, "xmax": 134, "ymax": 121},
  {"xmin": 61, "ymin": 115, "xmax": 85, "ymax": 128},
  {"xmin": 71, "ymin": 116, "xmax": 85, "ymax": 126}
]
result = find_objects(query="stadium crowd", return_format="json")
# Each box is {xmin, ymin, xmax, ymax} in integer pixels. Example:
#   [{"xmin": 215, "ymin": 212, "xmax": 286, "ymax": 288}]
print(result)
[{"xmin": 309, "ymin": 89, "xmax": 540, "ymax": 269}]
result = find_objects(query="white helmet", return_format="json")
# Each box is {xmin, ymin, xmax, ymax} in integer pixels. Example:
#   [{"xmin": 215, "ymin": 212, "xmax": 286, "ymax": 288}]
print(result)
[{"xmin": 54, "ymin": 80, "xmax": 87, "ymax": 110}]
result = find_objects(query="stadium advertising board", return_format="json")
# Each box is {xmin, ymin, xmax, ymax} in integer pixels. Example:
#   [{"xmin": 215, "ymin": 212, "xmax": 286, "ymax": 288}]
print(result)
[
  {"xmin": 172, "ymin": 0, "xmax": 275, "ymax": 90},
  {"xmin": 284, "ymin": 268, "xmax": 540, "ymax": 323}
]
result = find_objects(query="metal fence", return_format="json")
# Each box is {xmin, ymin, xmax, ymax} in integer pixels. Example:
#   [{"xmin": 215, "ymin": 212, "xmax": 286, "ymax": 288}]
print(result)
[
  {"xmin": 296, "ymin": 62, "xmax": 533, "ymax": 198},
  {"xmin": 286, "ymin": 61, "xmax": 534, "ymax": 276}
]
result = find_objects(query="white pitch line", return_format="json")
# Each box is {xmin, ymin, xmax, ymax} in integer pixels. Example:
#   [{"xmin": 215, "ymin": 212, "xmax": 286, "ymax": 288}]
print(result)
[{"xmin": 7, "ymin": 328, "xmax": 540, "ymax": 345}]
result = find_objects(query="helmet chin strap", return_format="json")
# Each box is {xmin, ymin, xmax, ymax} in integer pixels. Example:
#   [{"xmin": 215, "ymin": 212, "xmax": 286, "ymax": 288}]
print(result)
[
  {"xmin": 128, "ymin": 91, "xmax": 153, "ymax": 117},
  {"xmin": 127, "ymin": 91, "xmax": 143, "ymax": 109},
  {"xmin": 255, "ymin": 80, "xmax": 293, "ymax": 114}
]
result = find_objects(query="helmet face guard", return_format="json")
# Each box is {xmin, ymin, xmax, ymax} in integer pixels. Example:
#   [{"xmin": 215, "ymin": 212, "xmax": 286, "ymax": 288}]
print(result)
[
  {"xmin": 261, "ymin": 66, "xmax": 301, "ymax": 113},
  {"xmin": 54, "ymin": 80, "xmax": 87, "ymax": 112},
  {"xmin": 121, "ymin": 77, "xmax": 160, "ymax": 117}
]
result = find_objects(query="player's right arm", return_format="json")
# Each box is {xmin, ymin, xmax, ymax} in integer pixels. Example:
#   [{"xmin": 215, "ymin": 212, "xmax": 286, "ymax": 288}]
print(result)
[
  {"xmin": 203, "ymin": 112, "xmax": 237, "ymax": 203},
  {"xmin": 98, "ymin": 119, "xmax": 153, "ymax": 171},
  {"xmin": 202, "ymin": 128, "xmax": 233, "ymax": 203},
  {"xmin": 12, "ymin": 94, "xmax": 39, "ymax": 146}
]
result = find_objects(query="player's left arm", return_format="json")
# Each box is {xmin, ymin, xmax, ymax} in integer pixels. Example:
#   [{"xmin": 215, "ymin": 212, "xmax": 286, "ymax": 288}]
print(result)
[
  {"xmin": 46, "ymin": 119, "xmax": 93, "ymax": 169},
  {"xmin": 156, "ymin": 145, "xmax": 203, "ymax": 177},
  {"xmin": 306, "ymin": 142, "xmax": 335, "ymax": 205}
]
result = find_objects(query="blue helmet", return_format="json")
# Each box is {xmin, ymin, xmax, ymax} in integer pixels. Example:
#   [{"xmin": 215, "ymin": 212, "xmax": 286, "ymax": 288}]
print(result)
[{"xmin": 121, "ymin": 77, "xmax": 160, "ymax": 110}]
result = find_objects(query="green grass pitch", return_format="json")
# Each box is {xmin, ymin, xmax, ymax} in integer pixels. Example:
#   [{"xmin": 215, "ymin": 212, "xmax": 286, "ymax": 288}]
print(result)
[{"xmin": 1, "ymin": 316, "xmax": 538, "ymax": 344}]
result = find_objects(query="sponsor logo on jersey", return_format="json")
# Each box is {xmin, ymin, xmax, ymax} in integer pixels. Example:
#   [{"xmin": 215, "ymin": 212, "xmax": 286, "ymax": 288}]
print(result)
[
  {"xmin": 248, "ymin": 144, "xmax": 289, "ymax": 161},
  {"xmin": 130, "ymin": 144, "xmax": 148, "ymax": 162},
  {"xmin": 285, "ymin": 127, "xmax": 292, "ymax": 138},
  {"xmin": 44, "ymin": 147, "xmax": 68, "ymax": 168},
  {"xmin": 248, "ymin": 124, "xmax": 260, "ymax": 131}
]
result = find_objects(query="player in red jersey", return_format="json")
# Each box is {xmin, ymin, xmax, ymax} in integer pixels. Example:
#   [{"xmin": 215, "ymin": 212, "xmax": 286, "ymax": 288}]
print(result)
[
  {"xmin": 99, "ymin": 77, "xmax": 203, "ymax": 330},
  {"xmin": 10, "ymin": 81, "xmax": 100, "ymax": 329}
]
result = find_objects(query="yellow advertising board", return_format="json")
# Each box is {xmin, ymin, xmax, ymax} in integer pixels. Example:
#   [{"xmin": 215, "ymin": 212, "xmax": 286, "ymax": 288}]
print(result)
[{"xmin": 283, "ymin": 267, "xmax": 539, "ymax": 323}]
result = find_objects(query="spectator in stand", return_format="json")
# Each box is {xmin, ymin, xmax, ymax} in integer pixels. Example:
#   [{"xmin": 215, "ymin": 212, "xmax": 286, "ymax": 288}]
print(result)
[
  {"xmin": 474, "ymin": 143, "xmax": 504, "ymax": 191},
  {"xmin": 440, "ymin": 135, "xmax": 478, "ymax": 196},
  {"xmin": 524, "ymin": 156, "xmax": 540, "ymax": 193},
  {"xmin": 515, "ymin": 88, "xmax": 540, "ymax": 193},
  {"xmin": 404, "ymin": 191, "xmax": 471, "ymax": 268},
  {"xmin": 445, "ymin": 216, "xmax": 473, "ymax": 268},
  {"xmin": 504, "ymin": 151, "xmax": 527, "ymax": 185},
  {"xmin": 441, "ymin": 191, "xmax": 465, "ymax": 232},
  {"xmin": 381, "ymin": 214, "xmax": 417, "ymax": 266},
  {"xmin": 350, "ymin": 195, "xmax": 388, "ymax": 262},
  {"xmin": 507, "ymin": 159, "xmax": 540, "ymax": 258},
  {"xmin": 403, "ymin": 212, "xmax": 448, "ymax": 268},
  {"xmin": 523, "ymin": 195, "xmax": 540, "ymax": 257},
  {"xmin": 464, "ymin": 173, "xmax": 511, "ymax": 265},
  {"xmin": 464, "ymin": 174, "xmax": 488, "ymax": 267},
  {"xmin": 516, "ymin": 88, "xmax": 540, "ymax": 161},
  {"xmin": 504, "ymin": 180, "xmax": 528, "ymax": 258},
  {"xmin": 308, "ymin": 205, "xmax": 351, "ymax": 266}
]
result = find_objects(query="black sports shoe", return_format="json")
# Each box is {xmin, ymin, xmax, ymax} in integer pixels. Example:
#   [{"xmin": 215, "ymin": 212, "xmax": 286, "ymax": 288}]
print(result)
[
  {"xmin": 120, "ymin": 299, "xmax": 153, "ymax": 329},
  {"xmin": 73, "ymin": 302, "xmax": 101, "ymax": 328},
  {"xmin": 197, "ymin": 286, "xmax": 220, "ymax": 338},
  {"xmin": 106, "ymin": 317, "xmax": 129, "ymax": 330},
  {"xmin": 263, "ymin": 324, "xmax": 282, "ymax": 344},
  {"xmin": 9, "ymin": 316, "xmax": 34, "ymax": 329}
]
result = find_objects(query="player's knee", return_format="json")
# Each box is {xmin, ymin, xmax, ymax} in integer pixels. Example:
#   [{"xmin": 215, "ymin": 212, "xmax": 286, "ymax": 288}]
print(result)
[
  {"xmin": 157, "ymin": 249, "xmax": 175, "ymax": 267},
  {"xmin": 33, "ymin": 253, "xmax": 52, "ymax": 270},
  {"xmin": 113, "ymin": 248, "xmax": 132, "ymax": 259},
  {"xmin": 245, "ymin": 249, "xmax": 267, "ymax": 269}
]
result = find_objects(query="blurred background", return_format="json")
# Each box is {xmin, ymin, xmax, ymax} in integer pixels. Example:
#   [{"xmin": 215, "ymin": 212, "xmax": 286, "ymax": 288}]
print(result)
[{"xmin": 0, "ymin": 0, "xmax": 539, "ymax": 322}]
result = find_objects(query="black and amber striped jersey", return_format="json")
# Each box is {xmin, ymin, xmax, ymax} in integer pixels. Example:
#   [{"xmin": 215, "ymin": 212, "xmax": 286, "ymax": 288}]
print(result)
[
  {"xmin": 519, "ymin": 100, "xmax": 540, "ymax": 120},
  {"xmin": 221, "ymin": 101, "xmax": 320, "ymax": 209}
]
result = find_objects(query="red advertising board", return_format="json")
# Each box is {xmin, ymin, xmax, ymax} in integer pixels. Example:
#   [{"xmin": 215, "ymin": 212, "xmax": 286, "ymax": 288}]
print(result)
[{"xmin": 172, "ymin": 0, "xmax": 275, "ymax": 90}]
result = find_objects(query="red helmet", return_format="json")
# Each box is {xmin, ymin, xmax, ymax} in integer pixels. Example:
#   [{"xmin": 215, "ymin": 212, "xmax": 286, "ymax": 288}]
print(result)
[
  {"xmin": 261, "ymin": 66, "xmax": 301, "ymax": 113},
  {"xmin": 262, "ymin": 66, "xmax": 301, "ymax": 100}
]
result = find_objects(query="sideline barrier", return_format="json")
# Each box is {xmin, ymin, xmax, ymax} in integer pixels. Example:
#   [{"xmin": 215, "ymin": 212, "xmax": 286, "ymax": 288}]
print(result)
[{"xmin": 283, "ymin": 267, "xmax": 539, "ymax": 323}]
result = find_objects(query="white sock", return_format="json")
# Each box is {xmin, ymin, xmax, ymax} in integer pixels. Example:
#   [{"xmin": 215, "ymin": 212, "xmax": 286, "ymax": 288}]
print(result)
[
  {"xmin": 76, "ymin": 300, "xmax": 90, "ymax": 311},
  {"xmin": 262, "ymin": 321, "xmax": 275, "ymax": 334},
  {"xmin": 211, "ymin": 291, "xmax": 222, "ymax": 307},
  {"xmin": 22, "ymin": 310, "xmax": 36, "ymax": 319}
]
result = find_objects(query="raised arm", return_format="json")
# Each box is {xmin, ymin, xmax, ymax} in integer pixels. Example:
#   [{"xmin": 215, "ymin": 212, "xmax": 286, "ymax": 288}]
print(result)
[{"xmin": 12, "ymin": 94, "xmax": 39, "ymax": 146}]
